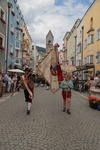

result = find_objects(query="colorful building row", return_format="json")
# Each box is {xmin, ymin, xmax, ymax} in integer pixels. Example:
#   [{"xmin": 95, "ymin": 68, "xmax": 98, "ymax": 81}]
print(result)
[
  {"xmin": 62, "ymin": 0, "xmax": 100, "ymax": 79},
  {"xmin": 0, "ymin": 0, "xmax": 33, "ymax": 73}
]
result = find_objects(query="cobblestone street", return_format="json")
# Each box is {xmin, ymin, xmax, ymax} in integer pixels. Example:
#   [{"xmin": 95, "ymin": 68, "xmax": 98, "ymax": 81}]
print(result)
[{"xmin": 0, "ymin": 87, "xmax": 100, "ymax": 150}]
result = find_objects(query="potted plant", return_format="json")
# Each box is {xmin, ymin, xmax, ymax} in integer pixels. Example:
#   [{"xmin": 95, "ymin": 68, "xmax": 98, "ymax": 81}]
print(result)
[{"xmin": 88, "ymin": 96, "xmax": 99, "ymax": 109}]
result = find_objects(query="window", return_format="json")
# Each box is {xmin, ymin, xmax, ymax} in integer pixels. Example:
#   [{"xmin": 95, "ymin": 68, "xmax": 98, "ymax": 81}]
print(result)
[
  {"xmin": 77, "ymin": 44, "xmax": 81, "ymax": 54},
  {"xmin": 96, "ymin": 51, "xmax": 100, "ymax": 63},
  {"xmin": 80, "ymin": 30, "xmax": 82, "ymax": 38},
  {"xmin": 90, "ymin": 55, "xmax": 93, "ymax": 64},
  {"xmin": 77, "ymin": 60, "xmax": 81, "ymax": 66},
  {"xmin": 0, "ymin": 8, "xmax": 5, "ymax": 20},
  {"xmin": 84, "ymin": 39, "xmax": 87, "ymax": 49},
  {"xmin": 11, "ymin": 7, "xmax": 15, "ymax": 16},
  {"xmin": 14, "ymin": 0, "xmax": 17, "ymax": 3},
  {"xmin": 87, "ymin": 56, "xmax": 89, "ymax": 64},
  {"xmin": 84, "ymin": 55, "xmax": 93, "ymax": 64},
  {"xmin": 10, "ymin": 44, "xmax": 13, "ymax": 54},
  {"xmin": 10, "ymin": 24, "xmax": 14, "ymax": 35},
  {"xmin": 88, "ymin": 34, "xmax": 94, "ymax": 44},
  {"xmin": 0, "ymin": 7, "xmax": 6, "ymax": 24},
  {"xmin": 90, "ymin": 17, "xmax": 93, "ymax": 27},
  {"xmin": 16, "ymin": 50, "xmax": 19, "ymax": 57},
  {"xmin": 15, "ymin": 59, "xmax": 20, "ymax": 63},
  {"xmin": 15, "ymin": 41, "xmax": 20, "ymax": 49},
  {"xmin": 0, "ymin": 33, "xmax": 5, "ymax": 50},
  {"xmin": 97, "ymin": 29, "xmax": 100, "ymax": 40},
  {"xmin": 0, "ymin": 37, "xmax": 3, "ymax": 47},
  {"xmin": 16, "ymin": 31, "xmax": 20, "ymax": 40},
  {"xmin": 16, "ymin": 16, "xmax": 19, "ymax": 25},
  {"xmin": 84, "ymin": 57, "xmax": 87, "ymax": 64}
]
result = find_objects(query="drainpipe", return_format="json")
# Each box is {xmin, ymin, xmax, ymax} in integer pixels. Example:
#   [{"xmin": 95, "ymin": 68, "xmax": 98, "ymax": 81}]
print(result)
[
  {"xmin": 74, "ymin": 35, "xmax": 77, "ymax": 66},
  {"xmin": 6, "ymin": 2, "xmax": 11, "ymax": 72},
  {"xmin": 81, "ymin": 26, "xmax": 84, "ymax": 80}
]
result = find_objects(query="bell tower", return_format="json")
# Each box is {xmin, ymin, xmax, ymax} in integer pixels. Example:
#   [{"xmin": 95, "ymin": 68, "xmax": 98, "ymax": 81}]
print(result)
[{"xmin": 46, "ymin": 30, "xmax": 54, "ymax": 52}]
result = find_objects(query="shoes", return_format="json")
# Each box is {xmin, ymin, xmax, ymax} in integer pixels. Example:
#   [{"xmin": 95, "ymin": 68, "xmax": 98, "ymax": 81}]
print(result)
[
  {"xmin": 27, "ymin": 110, "xmax": 30, "ymax": 115},
  {"xmin": 62, "ymin": 107, "xmax": 66, "ymax": 112},
  {"xmin": 67, "ymin": 109, "xmax": 71, "ymax": 114}
]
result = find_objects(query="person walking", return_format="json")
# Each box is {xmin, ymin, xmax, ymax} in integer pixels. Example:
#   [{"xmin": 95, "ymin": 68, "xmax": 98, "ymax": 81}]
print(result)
[
  {"xmin": 60, "ymin": 73, "xmax": 74, "ymax": 114},
  {"xmin": 19, "ymin": 68, "xmax": 34, "ymax": 115},
  {"xmin": 12, "ymin": 73, "xmax": 18, "ymax": 92}
]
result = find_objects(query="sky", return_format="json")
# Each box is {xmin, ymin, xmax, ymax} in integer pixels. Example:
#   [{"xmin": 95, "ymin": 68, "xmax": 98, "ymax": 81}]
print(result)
[{"xmin": 17, "ymin": 0, "xmax": 94, "ymax": 49}]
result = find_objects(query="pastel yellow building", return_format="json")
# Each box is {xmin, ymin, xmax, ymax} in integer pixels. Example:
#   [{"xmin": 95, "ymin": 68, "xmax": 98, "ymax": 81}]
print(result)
[{"xmin": 83, "ymin": 0, "xmax": 100, "ymax": 76}]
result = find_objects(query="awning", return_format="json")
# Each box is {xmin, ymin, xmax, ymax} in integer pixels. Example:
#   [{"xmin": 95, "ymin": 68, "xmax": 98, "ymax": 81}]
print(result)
[{"xmin": 73, "ymin": 64, "xmax": 95, "ymax": 72}]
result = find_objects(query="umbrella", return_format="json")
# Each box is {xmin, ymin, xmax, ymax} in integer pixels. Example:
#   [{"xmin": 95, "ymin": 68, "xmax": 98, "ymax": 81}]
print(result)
[
  {"xmin": 61, "ymin": 65, "xmax": 76, "ymax": 73},
  {"xmin": 8, "ymin": 69, "xmax": 25, "ymax": 73}
]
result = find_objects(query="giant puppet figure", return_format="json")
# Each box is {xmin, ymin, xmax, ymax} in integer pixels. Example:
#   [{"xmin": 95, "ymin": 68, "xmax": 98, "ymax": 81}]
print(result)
[{"xmin": 21, "ymin": 68, "xmax": 34, "ymax": 115}]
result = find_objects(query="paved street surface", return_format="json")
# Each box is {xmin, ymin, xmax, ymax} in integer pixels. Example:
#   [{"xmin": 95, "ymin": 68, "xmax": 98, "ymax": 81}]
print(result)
[{"xmin": 0, "ymin": 87, "xmax": 100, "ymax": 150}]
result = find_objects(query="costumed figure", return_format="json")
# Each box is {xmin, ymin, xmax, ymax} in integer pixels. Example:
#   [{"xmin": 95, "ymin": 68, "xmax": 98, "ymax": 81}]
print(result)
[
  {"xmin": 60, "ymin": 73, "xmax": 74, "ymax": 114},
  {"xmin": 21, "ymin": 68, "xmax": 34, "ymax": 115}
]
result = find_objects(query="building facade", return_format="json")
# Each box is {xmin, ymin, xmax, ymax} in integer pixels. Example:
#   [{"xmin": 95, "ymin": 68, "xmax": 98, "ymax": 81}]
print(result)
[
  {"xmin": 0, "ymin": 0, "xmax": 7, "ymax": 73},
  {"xmin": 61, "ymin": 32, "xmax": 69, "ymax": 66},
  {"xmin": 22, "ymin": 22, "xmax": 33, "ymax": 69},
  {"xmin": 83, "ymin": 0, "xmax": 100, "ymax": 76},
  {"xmin": 73, "ymin": 19, "xmax": 85, "ymax": 79},
  {"xmin": 76, "ymin": 20, "xmax": 84, "ymax": 68},
  {"xmin": 32, "ymin": 45, "xmax": 46, "ymax": 73},
  {"xmin": 67, "ymin": 19, "xmax": 81, "ymax": 65},
  {"xmin": 6, "ymin": 0, "xmax": 24, "ymax": 70}
]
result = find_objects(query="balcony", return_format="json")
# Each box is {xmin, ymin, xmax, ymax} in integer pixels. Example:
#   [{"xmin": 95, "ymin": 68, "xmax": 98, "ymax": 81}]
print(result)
[{"xmin": 14, "ymin": 59, "xmax": 21, "ymax": 66}]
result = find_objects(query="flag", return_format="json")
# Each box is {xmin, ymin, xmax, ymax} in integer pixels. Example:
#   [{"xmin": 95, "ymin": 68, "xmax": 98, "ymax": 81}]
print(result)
[{"xmin": 38, "ymin": 45, "xmax": 63, "ymax": 93}]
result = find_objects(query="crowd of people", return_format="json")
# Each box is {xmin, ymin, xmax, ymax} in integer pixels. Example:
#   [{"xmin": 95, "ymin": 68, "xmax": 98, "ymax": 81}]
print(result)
[
  {"xmin": 0, "ymin": 71, "xmax": 50, "ymax": 97},
  {"xmin": 0, "ymin": 72, "xmax": 21, "ymax": 97},
  {"xmin": 0, "ymin": 69, "xmax": 100, "ymax": 115},
  {"xmin": 72, "ymin": 73, "xmax": 100, "ymax": 93}
]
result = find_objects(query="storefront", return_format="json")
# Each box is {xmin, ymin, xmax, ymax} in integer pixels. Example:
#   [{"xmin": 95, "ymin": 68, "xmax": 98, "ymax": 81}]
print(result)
[{"xmin": 73, "ymin": 64, "xmax": 95, "ymax": 80}]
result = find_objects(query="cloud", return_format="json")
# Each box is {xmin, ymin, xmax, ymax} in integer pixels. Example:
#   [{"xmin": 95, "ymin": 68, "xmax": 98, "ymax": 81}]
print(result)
[{"xmin": 17, "ymin": 0, "xmax": 92, "ymax": 48}]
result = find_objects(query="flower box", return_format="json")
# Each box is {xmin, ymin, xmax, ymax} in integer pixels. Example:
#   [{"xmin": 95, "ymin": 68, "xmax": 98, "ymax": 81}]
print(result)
[{"xmin": 88, "ymin": 95, "xmax": 99, "ymax": 109}]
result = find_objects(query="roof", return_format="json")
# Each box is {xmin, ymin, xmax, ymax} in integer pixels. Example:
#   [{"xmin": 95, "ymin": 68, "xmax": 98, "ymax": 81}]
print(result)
[
  {"xmin": 46, "ymin": 30, "xmax": 54, "ymax": 38},
  {"xmin": 82, "ymin": 0, "xmax": 95, "ymax": 21},
  {"xmin": 63, "ymin": 32, "xmax": 70, "ymax": 41},
  {"xmin": 36, "ymin": 46, "xmax": 46, "ymax": 53}
]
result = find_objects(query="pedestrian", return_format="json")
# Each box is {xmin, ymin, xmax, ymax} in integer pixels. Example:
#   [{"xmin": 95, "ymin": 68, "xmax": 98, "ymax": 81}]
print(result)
[
  {"xmin": 60, "ymin": 73, "xmax": 74, "ymax": 114},
  {"xmin": 12, "ymin": 73, "xmax": 18, "ymax": 92},
  {"xmin": 19, "ymin": 68, "xmax": 34, "ymax": 115}
]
